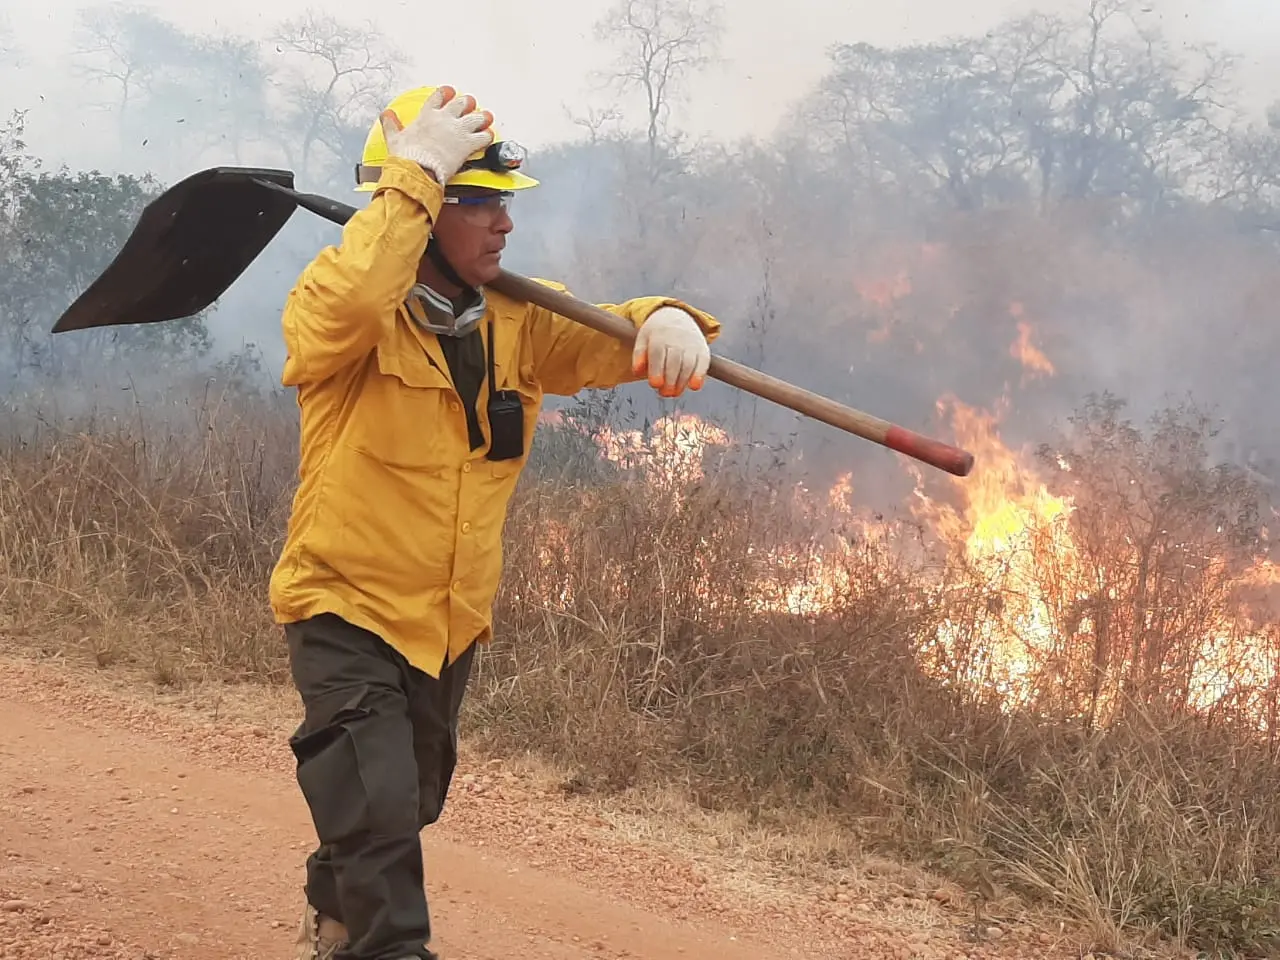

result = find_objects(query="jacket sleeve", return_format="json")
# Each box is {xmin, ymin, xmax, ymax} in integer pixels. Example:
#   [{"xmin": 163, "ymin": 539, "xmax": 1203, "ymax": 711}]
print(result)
[
  {"xmin": 280, "ymin": 158, "xmax": 445, "ymax": 386},
  {"xmin": 526, "ymin": 281, "xmax": 722, "ymax": 397}
]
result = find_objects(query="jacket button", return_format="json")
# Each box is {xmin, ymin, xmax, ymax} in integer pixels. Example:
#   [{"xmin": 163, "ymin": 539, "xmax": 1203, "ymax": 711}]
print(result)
[
  {"xmin": 450, "ymin": 400, "xmax": 460, "ymax": 412},
  {"xmin": 461, "ymin": 521, "xmax": 472, "ymax": 534},
  {"xmin": 462, "ymin": 462, "xmax": 472, "ymax": 473}
]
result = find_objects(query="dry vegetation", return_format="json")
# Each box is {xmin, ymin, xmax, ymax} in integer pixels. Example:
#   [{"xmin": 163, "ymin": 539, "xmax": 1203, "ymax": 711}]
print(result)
[
  {"xmin": 9, "ymin": 2, "xmax": 1280, "ymax": 957},
  {"xmin": 3, "ymin": 386, "xmax": 1280, "ymax": 958}
]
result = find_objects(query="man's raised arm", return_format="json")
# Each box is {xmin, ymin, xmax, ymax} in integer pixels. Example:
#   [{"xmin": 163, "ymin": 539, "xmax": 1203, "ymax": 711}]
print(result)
[{"xmin": 281, "ymin": 87, "xmax": 496, "ymax": 386}]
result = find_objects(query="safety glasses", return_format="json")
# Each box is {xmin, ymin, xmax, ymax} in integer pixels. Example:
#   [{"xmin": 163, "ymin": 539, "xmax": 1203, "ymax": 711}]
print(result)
[{"xmin": 441, "ymin": 191, "xmax": 514, "ymax": 224}]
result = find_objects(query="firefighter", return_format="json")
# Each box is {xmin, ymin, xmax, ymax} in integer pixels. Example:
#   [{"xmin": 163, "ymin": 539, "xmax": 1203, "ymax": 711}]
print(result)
[{"xmin": 272, "ymin": 85, "xmax": 720, "ymax": 960}]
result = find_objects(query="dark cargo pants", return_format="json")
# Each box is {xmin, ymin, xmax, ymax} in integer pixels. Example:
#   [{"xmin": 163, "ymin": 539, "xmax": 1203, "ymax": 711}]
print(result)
[{"xmin": 285, "ymin": 613, "xmax": 475, "ymax": 960}]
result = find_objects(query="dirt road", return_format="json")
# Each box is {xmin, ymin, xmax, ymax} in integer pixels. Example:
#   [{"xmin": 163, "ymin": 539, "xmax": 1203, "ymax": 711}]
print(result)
[{"xmin": 0, "ymin": 654, "xmax": 1068, "ymax": 960}]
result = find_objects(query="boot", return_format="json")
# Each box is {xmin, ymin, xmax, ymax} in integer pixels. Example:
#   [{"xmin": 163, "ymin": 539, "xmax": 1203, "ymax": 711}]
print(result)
[{"xmin": 294, "ymin": 902, "xmax": 348, "ymax": 960}]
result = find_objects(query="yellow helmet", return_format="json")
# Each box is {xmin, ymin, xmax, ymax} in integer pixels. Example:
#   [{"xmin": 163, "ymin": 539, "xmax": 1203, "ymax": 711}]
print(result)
[{"xmin": 354, "ymin": 85, "xmax": 540, "ymax": 194}]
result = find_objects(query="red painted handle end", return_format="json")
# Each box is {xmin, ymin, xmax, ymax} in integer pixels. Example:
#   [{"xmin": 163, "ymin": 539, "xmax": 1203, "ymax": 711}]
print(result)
[{"xmin": 884, "ymin": 425, "xmax": 975, "ymax": 477}]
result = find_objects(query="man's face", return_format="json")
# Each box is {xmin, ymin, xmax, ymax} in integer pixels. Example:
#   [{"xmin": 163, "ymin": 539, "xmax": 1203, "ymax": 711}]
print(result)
[{"xmin": 433, "ymin": 186, "xmax": 515, "ymax": 287}]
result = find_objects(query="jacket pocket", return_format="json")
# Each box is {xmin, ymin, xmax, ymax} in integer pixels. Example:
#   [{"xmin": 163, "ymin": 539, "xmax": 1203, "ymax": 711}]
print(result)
[{"xmin": 343, "ymin": 343, "xmax": 458, "ymax": 471}]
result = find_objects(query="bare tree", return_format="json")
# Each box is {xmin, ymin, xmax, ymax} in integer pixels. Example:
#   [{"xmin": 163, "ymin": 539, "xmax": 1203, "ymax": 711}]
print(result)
[
  {"xmin": 809, "ymin": 0, "xmax": 1233, "ymax": 215},
  {"xmin": 0, "ymin": 111, "xmax": 30, "ymax": 256},
  {"xmin": 269, "ymin": 10, "xmax": 404, "ymax": 188},
  {"xmin": 816, "ymin": 39, "xmax": 1032, "ymax": 210},
  {"xmin": 568, "ymin": 104, "xmax": 624, "ymax": 146},
  {"xmin": 71, "ymin": 6, "xmax": 272, "ymax": 175},
  {"xmin": 592, "ymin": 0, "xmax": 724, "ymax": 182},
  {"xmin": 147, "ymin": 34, "xmax": 272, "ymax": 164},
  {"xmin": 1211, "ymin": 116, "xmax": 1280, "ymax": 219},
  {"xmin": 1035, "ymin": 0, "xmax": 1234, "ymax": 208},
  {"xmin": 71, "ymin": 4, "xmax": 185, "ymax": 116}
]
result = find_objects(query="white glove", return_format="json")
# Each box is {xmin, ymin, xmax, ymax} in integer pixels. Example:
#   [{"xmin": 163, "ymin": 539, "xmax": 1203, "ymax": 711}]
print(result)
[
  {"xmin": 631, "ymin": 306, "xmax": 711, "ymax": 397},
  {"xmin": 379, "ymin": 86, "xmax": 495, "ymax": 185}
]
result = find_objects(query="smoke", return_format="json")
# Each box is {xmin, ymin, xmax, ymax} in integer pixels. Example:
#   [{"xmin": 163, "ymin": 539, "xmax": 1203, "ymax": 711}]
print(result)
[{"xmin": 3, "ymin": 0, "xmax": 1280, "ymax": 511}]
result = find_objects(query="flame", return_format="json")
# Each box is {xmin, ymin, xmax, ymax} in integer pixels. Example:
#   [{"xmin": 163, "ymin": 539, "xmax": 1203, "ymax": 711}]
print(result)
[
  {"xmin": 904, "ymin": 397, "xmax": 1280, "ymax": 723},
  {"xmin": 853, "ymin": 243, "xmax": 933, "ymax": 344},
  {"xmin": 593, "ymin": 413, "xmax": 731, "ymax": 488},
  {"xmin": 828, "ymin": 472, "xmax": 854, "ymax": 514},
  {"xmin": 855, "ymin": 268, "xmax": 911, "ymax": 310},
  {"xmin": 534, "ymin": 378, "xmax": 1280, "ymax": 730},
  {"xmin": 1008, "ymin": 304, "xmax": 1055, "ymax": 385},
  {"xmin": 906, "ymin": 398, "xmax": 1081, "ymax": 702}
]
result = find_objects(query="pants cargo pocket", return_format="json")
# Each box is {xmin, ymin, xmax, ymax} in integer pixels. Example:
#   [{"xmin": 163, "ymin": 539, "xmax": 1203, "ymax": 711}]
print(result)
[{"xmin": 290, "ymin": 706, "xmax": 374, "ymax": 844}]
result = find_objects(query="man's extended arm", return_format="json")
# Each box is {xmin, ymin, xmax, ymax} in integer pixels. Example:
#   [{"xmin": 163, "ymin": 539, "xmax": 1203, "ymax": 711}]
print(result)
[{"xmin": 527, "ymin": 282, "xmax": 721, "ymax": 397}]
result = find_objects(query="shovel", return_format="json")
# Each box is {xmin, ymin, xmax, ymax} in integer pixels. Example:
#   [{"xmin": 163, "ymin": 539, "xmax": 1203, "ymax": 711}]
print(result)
[{"xmin": 50, "ymin": 165, "xmax": 975, "ymax": 478}]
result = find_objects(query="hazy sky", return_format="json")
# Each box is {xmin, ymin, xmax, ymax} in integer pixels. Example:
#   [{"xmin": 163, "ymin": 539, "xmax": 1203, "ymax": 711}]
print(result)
[
  {"xmin": 6, "ymin": 0, "xmax": 1280, "ymax": 165},
  {"xmin": 3, "ymin": 0, "xmax": 1279, "ymax": 458}
]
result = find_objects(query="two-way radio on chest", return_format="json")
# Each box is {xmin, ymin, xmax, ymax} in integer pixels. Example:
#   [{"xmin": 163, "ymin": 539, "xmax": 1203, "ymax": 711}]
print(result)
[{"xmin": 484, "ymin": 320, "xmax": 525, "ymax": 462}]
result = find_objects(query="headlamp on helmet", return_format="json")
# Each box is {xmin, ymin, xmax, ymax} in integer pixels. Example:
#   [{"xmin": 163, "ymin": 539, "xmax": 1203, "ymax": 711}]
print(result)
[{"xmin": 460, "ymin": 140, "xmax": 527, "ymax": 174}]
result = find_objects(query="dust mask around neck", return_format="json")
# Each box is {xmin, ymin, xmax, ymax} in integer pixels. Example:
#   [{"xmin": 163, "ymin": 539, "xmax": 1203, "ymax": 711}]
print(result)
[{"xmin": 404, "ymin": 283, "xmax": 487, "ymax": 338}]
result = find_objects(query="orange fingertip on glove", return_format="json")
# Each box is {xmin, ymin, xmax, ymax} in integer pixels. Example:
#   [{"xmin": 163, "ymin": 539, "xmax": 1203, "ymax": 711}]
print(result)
[{"xmin": 379, "ymin": 108, "xmax": 404, "ymax": 133}]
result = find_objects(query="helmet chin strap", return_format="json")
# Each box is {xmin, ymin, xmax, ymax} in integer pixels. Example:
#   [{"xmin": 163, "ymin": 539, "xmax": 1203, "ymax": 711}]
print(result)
[
  {"xmin": 427, "ymin": 237, "xmax": 470, "ymax": 294},
  {"xmin": 406, "ymin": 239, "xmax": 487, "ymax": 339}
]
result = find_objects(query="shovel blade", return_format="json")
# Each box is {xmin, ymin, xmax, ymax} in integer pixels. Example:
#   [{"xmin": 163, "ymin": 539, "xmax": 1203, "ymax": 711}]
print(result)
[{"xmin": 51, "ymin": 166, "xmax": 302, "ymax": 333}]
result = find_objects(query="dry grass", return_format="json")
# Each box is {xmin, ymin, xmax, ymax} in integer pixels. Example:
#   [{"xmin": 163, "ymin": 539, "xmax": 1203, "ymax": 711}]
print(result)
[{"xmin": 3, "ymin": 386, "xmax": 1280, "ymax": 958}]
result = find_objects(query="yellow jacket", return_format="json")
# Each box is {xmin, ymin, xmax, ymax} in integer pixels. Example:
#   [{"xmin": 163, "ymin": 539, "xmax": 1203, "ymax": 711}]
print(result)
[{"xmin": 268, "ymin": 157, "xmax": 721, "ymax": 677}]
